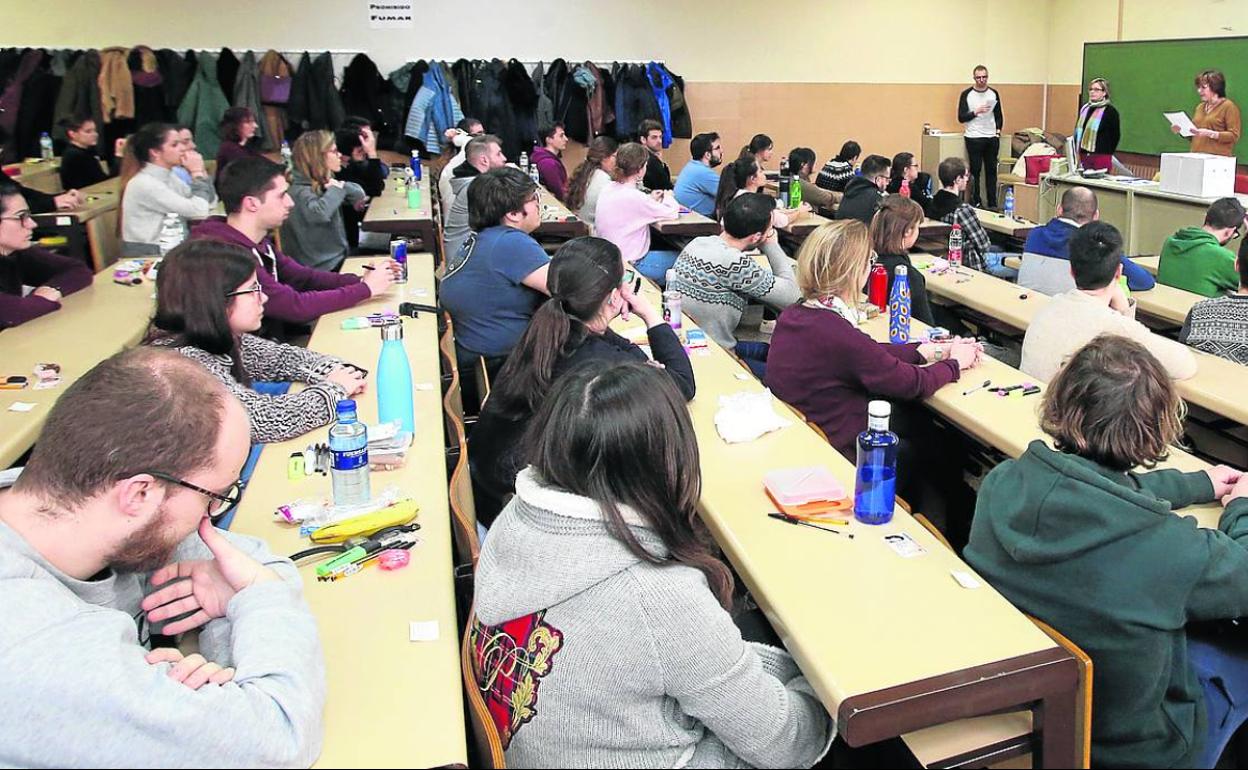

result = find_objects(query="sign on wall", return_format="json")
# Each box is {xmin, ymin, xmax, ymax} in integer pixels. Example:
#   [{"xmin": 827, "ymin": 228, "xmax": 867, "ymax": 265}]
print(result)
[{"xmin": 368, "ymin": 1, "xmax": 414, "ymax": 29}]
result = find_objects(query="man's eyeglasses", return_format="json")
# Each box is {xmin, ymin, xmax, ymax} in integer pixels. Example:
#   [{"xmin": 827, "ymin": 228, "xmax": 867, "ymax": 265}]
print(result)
[
  {"xmin": 0, "ymin": 211, "xmax": 34, "ymax": 224},
  {"xmin": 149, "ymin": 471, "xmax": 245, "ymax": 521},
  {"xmin": 225, "ymin": 283, "xmax": 263, "ymax": 299}
]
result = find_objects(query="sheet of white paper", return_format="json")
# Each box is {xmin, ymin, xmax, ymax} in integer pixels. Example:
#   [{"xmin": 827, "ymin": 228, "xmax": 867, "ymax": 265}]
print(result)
[
  {"xmin": 409, "ymin": 620, "xmax": 439, "ymax": 642},
  {"xmin": 7, "ymin": 402, "xmax": 35, "ymax": 412},
  {"xmin": 1164, "ymin": 111, "xmax": 1196, "ymax": 138}
]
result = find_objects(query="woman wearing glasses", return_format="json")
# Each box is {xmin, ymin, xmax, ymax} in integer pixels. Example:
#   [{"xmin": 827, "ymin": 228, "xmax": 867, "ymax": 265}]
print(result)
[
  {"xmin": 471, "ymin": 237, "xmax": 694, "ymax": 527},
  {"xmin": 144, "ymin": 239, "xmax": 368, "ymax": 443},
  {"xmin": 281, "ymin": 130, "xmax": 368, "ymax": 272},
  {"xmin": 1075, "ymin": 78, "xmax": 1121, "ymax": 173},
  {"xmin": 0, "ymin": 179, "xmax": 92, "ymax": 329}
]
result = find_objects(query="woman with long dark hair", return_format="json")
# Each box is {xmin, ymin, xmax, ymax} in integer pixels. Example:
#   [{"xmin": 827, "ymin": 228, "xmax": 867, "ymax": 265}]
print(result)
[
  {"xmin": 563, "ymin": 135, "xmax": 618, "ymax": 228},
  {"xmin": 816, "ymin": 140, "xmax": 860, "ymax": 193},
  {"xmin": 738, "ymin": 132, "xmax": 774, "ymax": 168},
  {"xmin": 143, "ymin": 240, "xmax": 367, "ymax": 443},
  {"xmin": 470, "ymin": 236, "xmax": 694, "ymax": 524},
  {"xmin": 885, "ymin": 152, "xmax": 934, "ymax": 215},
  {"xmin": 714, "ymin": 155, "xmax": 807, "ymax": 225},
  {"xmin": 214, "ymin": 106, "xmax": 265, "ymax": 187},
  {"xmin": 471, "ymin": 361, "xmax": 833, "ymax": 768},
  {"xmin": 119, "ymin": 122, "xmax": 215, "ymax": 256}
]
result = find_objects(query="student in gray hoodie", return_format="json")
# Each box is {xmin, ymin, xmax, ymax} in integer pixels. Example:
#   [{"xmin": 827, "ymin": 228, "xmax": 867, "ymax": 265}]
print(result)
[
  {"xmin": 0, "ymin": 347, "xmax": 325, "ymax": 768},
  {"xmin": 281, "ymin": 130, "xmax": 367, "ymax": 271},
  {"xmin": 472, "ymin": 362, "xmax": 833, "ymax": 768},
  {"xmin": 442, "ymin": 133, "xmax": 507, "ymax": 266}
]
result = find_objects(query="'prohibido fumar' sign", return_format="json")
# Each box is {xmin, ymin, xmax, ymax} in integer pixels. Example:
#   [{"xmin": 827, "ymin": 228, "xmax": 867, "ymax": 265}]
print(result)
[{"xmin": 368, "ymin": 1, "xmax": 414, "ymax": 29}]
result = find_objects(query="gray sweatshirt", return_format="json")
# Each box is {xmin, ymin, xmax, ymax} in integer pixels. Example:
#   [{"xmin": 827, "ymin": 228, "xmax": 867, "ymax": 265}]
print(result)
[
  {"xmin": 0, "ymin": 520, "xmax": 325, "ymax": 768},
  {"xmin": 442, "ymin": 170, "xmax": 478, "ymax": 268},
  {"xmin": 121, "ymin": 164, "xmax": 216, "ymax": 256},
  {"xmin": 473, "ymin": 468, "xmax": 834, "ymax": 769},
  {"xmin": 671, "ymin": 235, "xmax": 801, "ymax": 349},
  {"xmin": 280, "ymin": 170, "xmax": 366, "ymax": 271}
]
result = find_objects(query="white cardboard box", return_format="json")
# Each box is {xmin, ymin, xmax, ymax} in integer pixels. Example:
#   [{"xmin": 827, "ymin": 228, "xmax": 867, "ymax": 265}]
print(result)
[{"xmin": 1159, "ymin": 152, "xmax": 1236, "ymax": 198}]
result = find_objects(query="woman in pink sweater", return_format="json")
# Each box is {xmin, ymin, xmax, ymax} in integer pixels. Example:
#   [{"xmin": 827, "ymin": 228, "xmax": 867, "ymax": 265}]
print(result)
[{"xmin": 594, "ymin": 143, "xmax": 680, "ymax": 285}]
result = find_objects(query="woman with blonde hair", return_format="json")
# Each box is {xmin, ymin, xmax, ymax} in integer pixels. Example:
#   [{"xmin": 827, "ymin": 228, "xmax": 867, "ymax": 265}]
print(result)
[
  {"xmin": 280, "ymin": 130, "xmax": 367, "ymax": 271},
  {"xmin": 563, "ymin": 136, "xmax": 618, "ymax": 228},
  {"xmin": 1075, "ymin": 77, "xmax": 1121, "ymax": 172}
]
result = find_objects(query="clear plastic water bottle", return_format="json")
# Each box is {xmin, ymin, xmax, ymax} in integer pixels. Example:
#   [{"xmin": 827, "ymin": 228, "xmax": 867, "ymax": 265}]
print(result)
[
  {"xmin": 157, "ymin": 213, "xmax": 184, "ymax": 256},
  {"xmin": 777, "ymin": 157, "xmax": 791, "ymax": 208},
  {"xmin": 854, "ymin": 400, "xmax": 899, "ymax": 525},
  {"xmin": 519, "ymin": 151, "xmax": 529, "ymax": 173},
  {"xmin": 377, "ymin": 323, "xmax": 415, "ymax": 435},
  {"xmin": 888, "ymin": 266, "xmax": 912, "ymax": 343},
  {"xmin": 662, "ymin": 269, "xmax": 682, "ymax": 329},
  {"xmin": 409, "ymin": 150, "xmax": 422, "ymax": 181},
  {"xmin": 280, "ymin": 140, "xmax": 293, "ymax": 172},
  {"xmin": 39, "ymin": 132, "xmax": 53, "ymax": 160},
  {"xmin": 329, "ymin": 400, "xmax": 370, "ymax": 506},
  {"xmin": 529, "ymin": 163, "xmax": 541, "ymax": 186},
  {"xmin": 1004, "ymin": 185, "xmax": 1016, "ymax": 219},
  {"xmin": 948, "ymin": 223, "xmax": 963, "ymax": 269}
]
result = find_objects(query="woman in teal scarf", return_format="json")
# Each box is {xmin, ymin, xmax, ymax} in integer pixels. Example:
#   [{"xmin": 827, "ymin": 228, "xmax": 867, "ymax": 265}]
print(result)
[{"xmin": 1075, "ymin": 77, "xmax": 1121, "ymax": 172}]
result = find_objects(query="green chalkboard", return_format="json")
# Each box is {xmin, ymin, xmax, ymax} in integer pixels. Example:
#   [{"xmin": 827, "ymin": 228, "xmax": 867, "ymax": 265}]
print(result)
[{"xmin": 1082, "ymin": 37, "xmax": 1248, "ymax": 157}]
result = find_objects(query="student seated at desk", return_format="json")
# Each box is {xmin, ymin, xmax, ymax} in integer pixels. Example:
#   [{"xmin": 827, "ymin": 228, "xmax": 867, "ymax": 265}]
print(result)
[
  {"xmin": 594, "ymin": 142, "xmax": 681, "ymax": 284},
  {"xmin": 443, "ymin": 134, "xmax": 508, "ymax": 262},
  {"xmin": 1181, "ymin": 242, "xmax": 1248, "ymax": 365},
  {"xmin": 438, "ymin": 117, "xmax": 483, "ymax": 219},
  {"xmin": 871, "ymin": 195, "xmax": 937, "ymax": 325},
  {"xmin": 832, "ymin": 153, "xmax": 889, "ymax": 226},
  {"xmin": 673, "ymin": 131, "xmax": 723, "ymax": 217},
  {"xmin": 1158, "ymin": 197, "xmax": 1245, "ymax": 298},
  {"xmin": 931, "ymin": 156, "xmax": 1018, "ymax": 280},
  {"xmin": 532, "ymin": 121, "xmax": 570, "ymax": 201},
  {"xmin": 816, "ymin": 140, "xmax": 859, "ymax": 193},
  {"xmin": 767, "ymin": 220, "xmax": 981, "ymax": 461},
  {"xmin": 191, "ymin": 158, "xmax": 395, "ymax": 337},
  {"xmin": 1021, "ymin": 222, "xmax": 1196, "ymax": 383},
  {"xmin": 281, "ymin": 130, "xmax": 367, "ymax": 272},
  {"xmin": 738, "ymin": 133, "xmax": 775, "ymax": 169},
  {"xmin": 562, "ymin": 136, "xmax": 617, "ymax": 229},
  {"xmin": 440, "ymin": 167, "xmax": 550, "ymax": 371},
  {"xmin": 714, "ymin": 156, "xmax": 806, "ymax": 225},
  {"xmin": 639, "ymin": 118, "xmax": 672, "ymax": 191},
  {"xmin": 144, "ymin": 240, "xmax": 368, "ymax": 443},
  {"xmin": 57, "ymin": 114, "xmax": 110, "ymax": 190},
  {"xmin": 885, "ymin": 152, "xmax": 933, "ymax": 216},
  {"xmin": 787, "ymin": 146, "xmax": 838, "ymax": 212},
  {"xmin": 472, "ymin": 362, "xmax": 833, "ymax": 769},
  {"xmin": 671, "ymin": 193, "xmax": 799, "ymax": 378},
  {"xmin": 0, "ymin": 179, "xmax": 91, "ymax": 330},
  {"xmin": 335, "ymin": 116, "xmax": 390, "ymax": 253},
  {"xmin": 1019, "ymin": 185, "xmax": 1154, "ymax": 295},
  {"xmin": 471, "ymin": 238, "xmax": 694, "ymax": 526},
  {"xmin": 213, "ymin": 107, "xmax": 265, "ymax": 189},
  {"xmin": 119, "ymin": 122, "xmax": 216, "ymax": 257},
  {"xmin": 965, "ymin": 334, "xmax": 1248, "ymax": 770},
  {"xmin": 0, "ymin": 347, "xmax": 326, "ymax": 768}
]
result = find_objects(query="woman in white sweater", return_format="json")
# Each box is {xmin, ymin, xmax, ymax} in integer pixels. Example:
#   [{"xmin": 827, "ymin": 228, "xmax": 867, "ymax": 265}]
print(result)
[
  {"xmin": 562, "ymin": 136, "xmax": 617, "ymax": 229},
  {"xmin": 120, "ymin": 122, "xmax": 216, "ymax": 257}
]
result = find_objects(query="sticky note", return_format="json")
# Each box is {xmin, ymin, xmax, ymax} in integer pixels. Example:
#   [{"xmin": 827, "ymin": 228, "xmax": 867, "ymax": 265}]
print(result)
[
  {"xmin": 8, "ymin": 402, "xmax": 36, "ymax": 412},
  {"xmin": 951, "ymin": 571, "xmax": 982, "ymax": 589},
  {"xmin": 409, "ymin": 620, "xmax": 439, "ymax": 642}
]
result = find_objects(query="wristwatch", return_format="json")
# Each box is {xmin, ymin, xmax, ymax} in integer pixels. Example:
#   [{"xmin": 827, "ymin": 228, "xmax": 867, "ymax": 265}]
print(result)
[{"xmin": 931, "ymin": 346, "xmax": 945, "ymax": 362}]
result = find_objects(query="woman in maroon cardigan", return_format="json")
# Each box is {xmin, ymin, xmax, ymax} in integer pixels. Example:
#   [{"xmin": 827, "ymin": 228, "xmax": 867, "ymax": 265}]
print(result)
[
  {"xmin": 766, "ymin": 220, "xmax": 982, "ymax": 460},
  {"xmin": 214, "ymin": 107, "xmax": 265, "ymax": 189}
]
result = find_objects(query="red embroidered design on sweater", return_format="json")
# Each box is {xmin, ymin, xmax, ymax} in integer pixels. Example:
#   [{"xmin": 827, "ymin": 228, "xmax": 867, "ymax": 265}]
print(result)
[{"xmin": 471, "ymin": 611, "xmax": 564, "ymax": 748}]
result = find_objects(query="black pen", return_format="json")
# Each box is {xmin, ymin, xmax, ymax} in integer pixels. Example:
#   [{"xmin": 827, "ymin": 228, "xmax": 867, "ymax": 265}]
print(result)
[{"xmin": 767, "ymin": 512, "xmax": 854, "ymax": 539}]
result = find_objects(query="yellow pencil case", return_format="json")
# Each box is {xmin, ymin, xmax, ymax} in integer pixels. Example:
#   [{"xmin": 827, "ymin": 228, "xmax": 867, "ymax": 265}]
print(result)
[{"xmin": 309, "ymin": 499, "xmax": 419, "ymax": 543}]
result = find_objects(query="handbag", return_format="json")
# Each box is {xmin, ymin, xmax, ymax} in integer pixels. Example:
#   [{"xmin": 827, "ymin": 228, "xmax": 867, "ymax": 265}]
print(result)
[
  {"xmin": 261, "ymin": 74, "xmax": 291, "ymax": 105},
  {"xmin": 1024, "ymin": 155, "xmax": 1055, "ymax": 185}
]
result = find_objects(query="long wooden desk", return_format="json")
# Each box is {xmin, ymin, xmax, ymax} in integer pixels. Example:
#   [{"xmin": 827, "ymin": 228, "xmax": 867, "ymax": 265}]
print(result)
[
  {"xmin": 227, "ymin": 254, "xmax": 467, "ymax": 768},
  {"xmin": 31, "ymin": 177, "xmax": 123, "ymax": 271},
  {"xmin": 362, "ymin": 168, "xmax": 440, "ymax": 263},
  {"xmin": 918, "ymin": 218, "xmax": 952, "ymax": 242},
  {"xmin": 652, "ymin": 208, "xmax": 719, "ymax": 237},
  {"xmin": 917, "ymin": 259, "xmax": 1247, "ymax": 427},
  {"xmin": 535, "ymin": 185, "xmax": 588, "ymax": 239},
  {"xmin": 777, "ymin": 211, "xmax": 831, "ymax": 238},
  {"xmin": 1134, "ymin": 255, "xmax": 1160, "ymax": 275},
  {"xmin": 614, "ymin": 299, "xmax": 1079, "ymax": 767},
  {"xmin": 5, "ymin": 157, "xmax": 62, "ymax": 193},
  {"xmin": 0, "ymin": 267, "xmax": 154, "ymax": 467},
  {"xmin": 974, "ymin": 208, "xmax": 1037, "ymax": 239}
]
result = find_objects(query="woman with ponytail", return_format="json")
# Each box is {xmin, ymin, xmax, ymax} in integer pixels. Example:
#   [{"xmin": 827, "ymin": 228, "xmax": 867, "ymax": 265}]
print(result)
[
  {"xmin": 470, "ymin": 236, "xmax": 694, "ymax": 526},
  {"xmin": 714, "ymin": 155, "xmax": 809, "ymax": 226},
  {"xmin": 119, "ymin": 122, "xmax": 216, "ymax": 256},
  {"xmin": 563, "ymin": 136, "xmax": 618, "ymax": 228}
]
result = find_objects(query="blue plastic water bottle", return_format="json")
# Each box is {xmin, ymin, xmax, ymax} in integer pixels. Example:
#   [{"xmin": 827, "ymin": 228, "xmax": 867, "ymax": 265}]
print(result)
[
  {"xmin": 409, "ymin": 150, "xmax": 422, "ymax": 180},
  {"xmin": 329, "ymin": 400, "xmax": 370, "ymax": 506},
  {"xmin": 888, "ymin": 265, "xmax": 912, "ymax": 344},
  {"xmin": 377, "ymin": 322, "xmax": 415, "ymax": 435},
  {"xmin": 854, "ymin": 401, "xmax": 899, "ymax": 525}
]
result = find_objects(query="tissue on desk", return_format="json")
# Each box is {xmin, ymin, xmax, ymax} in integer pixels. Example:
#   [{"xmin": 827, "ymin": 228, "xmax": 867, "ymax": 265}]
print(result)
[{"xmin": 714, "ymin": 389, "xmax": 793, "ymax": 443}]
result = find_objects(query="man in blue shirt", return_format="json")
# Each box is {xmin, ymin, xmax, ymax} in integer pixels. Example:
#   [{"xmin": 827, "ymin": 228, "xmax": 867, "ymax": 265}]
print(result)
[
  {"xmin": 1019, "ymin": 185, "xmax": 1155, "ymax": 295},
  {"xmin": 674, "ymin": 132, "xmax": 723, "ymax": 217},
  {"xmin": 440, "ymin": 167, "xmax": 551, "ymax": 370}
]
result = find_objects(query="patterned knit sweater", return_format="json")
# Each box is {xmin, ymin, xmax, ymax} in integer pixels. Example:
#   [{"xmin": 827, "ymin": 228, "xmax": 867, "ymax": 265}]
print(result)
[
  {"xmin": 151, "ymin": 334, "xmax": 347, "ymax": 443},
  {"xmin": 1181, "ymin": 294, "xmax": 1248, "ymax": 366}
]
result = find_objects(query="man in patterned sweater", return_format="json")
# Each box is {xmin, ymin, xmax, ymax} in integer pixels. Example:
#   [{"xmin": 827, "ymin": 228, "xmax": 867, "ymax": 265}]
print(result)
[{"xmin": 1181, "ymin": 246, "xmax": 1248, "ymax": 365}]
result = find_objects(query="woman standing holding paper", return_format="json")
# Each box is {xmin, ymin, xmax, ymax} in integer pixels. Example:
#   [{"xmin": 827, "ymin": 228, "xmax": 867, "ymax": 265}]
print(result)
[
  {"xmin": 1075, "ymin": 78, "xmax": 1121, "ymax": 172},
  {"xmin": 1172, "ymin": 69, "xmax": 1241, "ymax": 157}
]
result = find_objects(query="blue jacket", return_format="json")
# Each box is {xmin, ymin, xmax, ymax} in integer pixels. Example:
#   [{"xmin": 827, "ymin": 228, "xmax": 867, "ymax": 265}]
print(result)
[
  {"xmin": 1023, "ymin": 218, "xmax": 1155, "ymax": 291},
  {"xmin": 405, "ymin": 64, "xmax": 462, "ymax": 153}
]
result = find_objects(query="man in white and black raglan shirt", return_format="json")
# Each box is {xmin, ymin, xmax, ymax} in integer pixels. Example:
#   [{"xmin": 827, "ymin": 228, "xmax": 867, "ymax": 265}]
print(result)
[{"xmin": 958, "ymin": 65, "xmax": 1004, "ymax": 210}]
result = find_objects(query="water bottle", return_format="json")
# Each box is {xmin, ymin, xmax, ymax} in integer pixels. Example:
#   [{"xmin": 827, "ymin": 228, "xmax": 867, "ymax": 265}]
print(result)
[
  {"xmin": 157, "ymin": 213, "xmax": 184, "ymax": 256},
  {"xmin": 519, "ymin": 151, "xmax": 529, "ymax": 173},
  {"xmin": 390, "ymin": 238, "xmax": 408, "ymax": 284},
  {"xmin": 868, "ymin": 262, "xmax": 888, "ymax": 312},
  {"xmin": 1003, "ymin": 185, "xmax": 1015, "ymax": 219},
  {"xmin": 900, "ymin": 178, "xmax": 911, "ymax": 199},
  {"xmin": 409, "ymin": 150, "xmax": 422, "ymax": 180},
  {"xmin": 789, "ymin": 173, "xmax": 803, "ymax": 209},
  {"xmin": 405, "ymin": 175, "xmax": 421, "ymax": 209},
  {"xmin": 377, "ymin": 322, "xmax": 415, "ymax": 435},
  {"xmin": 39, "ymin": 132, "xmax": 53, "ymax": 160},
  {"xmin": 662, "ymin": 269, "xmax": 682, "ymax": 329},
  {"xmin": 329, "ymin": 400, "xmax": 371, "ymax": 506},
  {"xmin": 777, "ymin": 157, "xmax": 791, "ymax": 208},
  {"xmin": 948, "ymin": 223, "xmax": 963, "ymax": 269},
  {"xmin": 854, "ymin": 164, "xmax": 861, "ymax": 176},
  {"xmin": 854, "ymin": 401, "xmax": 899, "ymax": 525},
  {"xmin": 888, "ymin": 265, "xmax": 912, "ymax": 344},
  {"xmin": 1118, "ymin": 274, "xmax": 1132, "ymax": 301},
  {"xmin": 529, "ymin": 162, "xmax": 541, "ymax": 186},
  {"xmin": 280, "ymin": 140, "xmax": 293, "ymax": 172}
]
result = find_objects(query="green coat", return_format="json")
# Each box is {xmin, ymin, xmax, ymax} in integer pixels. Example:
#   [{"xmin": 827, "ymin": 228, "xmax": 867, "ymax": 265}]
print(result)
[
  {"xmin": 965, "ymin": 441, "xmax": 1248, "ymax": 768},
  {"xmin": 176, "ymin": 54, "xmax": 230, "ymax": 160},
  {"xmin": 1158, "ymin": 227, "xmax": 1240, "ymax": 298}
]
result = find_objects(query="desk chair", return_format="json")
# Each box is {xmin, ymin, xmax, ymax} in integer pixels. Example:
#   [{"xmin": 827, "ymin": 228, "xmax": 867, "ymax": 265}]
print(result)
[{"xmin": 461, "ymin": 605, "xmax": 508, "ymax": 769}]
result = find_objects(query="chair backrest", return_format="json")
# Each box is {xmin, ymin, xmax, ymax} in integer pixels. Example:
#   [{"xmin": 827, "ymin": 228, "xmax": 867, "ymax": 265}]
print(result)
[
  {"xmin": 461, "ymin": 605, "xmax": 508, "ymax": 769},
  {"xmin": 443, "ymin": 383, "xmax": 481, "ymax": 570},
  {"xmin": 1017, "ymin": 252, "xmax": 1076, "ymax": 296}
]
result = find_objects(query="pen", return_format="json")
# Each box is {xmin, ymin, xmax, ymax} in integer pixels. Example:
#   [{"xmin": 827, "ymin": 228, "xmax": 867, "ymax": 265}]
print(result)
[
  {"xmin": 962, "ymin": 379, "xmax": 991, "ymax": 395},
  {"xmin": 767, "ymin": 512, "xmax": 854, "ymax": 538}
]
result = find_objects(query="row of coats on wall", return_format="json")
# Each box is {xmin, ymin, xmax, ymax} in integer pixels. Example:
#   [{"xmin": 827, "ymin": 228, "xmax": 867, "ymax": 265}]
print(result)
[{"xmin": 0, "ymin": 47, "xmax": 692, "ymax": 165}]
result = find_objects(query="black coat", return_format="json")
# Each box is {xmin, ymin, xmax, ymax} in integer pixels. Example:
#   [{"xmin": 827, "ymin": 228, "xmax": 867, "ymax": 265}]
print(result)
[
  {"xmin": 340, "ymin": 54, "xmax": 395, "ymax": 141},
  {"xmin": 834, "ymin": 176, "xmax": 884, "ymax": 226},
  {"xmin": 15, "ymin": 61, "xmax": 60, "ymax": 159},
  {"xmin": 217, "ymin": 48, "xmax": 239, "ymax": 100},
  {"xmin": 503, "ymin": 59, "xmax": 538, "ymax": 159}
]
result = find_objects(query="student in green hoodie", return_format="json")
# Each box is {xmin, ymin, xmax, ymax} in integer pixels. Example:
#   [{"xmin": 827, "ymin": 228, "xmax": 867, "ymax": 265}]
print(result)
[
  {"xmin": 1157, "ymin": 197, "xmax": 1245, "ymax": 297},
  {"xmin": 965, "ymin": 334, "xmax": 1248, "ymax": 769}
]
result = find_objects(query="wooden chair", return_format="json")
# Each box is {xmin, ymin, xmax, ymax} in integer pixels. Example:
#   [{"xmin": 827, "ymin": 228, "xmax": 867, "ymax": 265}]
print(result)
[
  {"xmin": 461, "ymin": 605, "xmax": 507, "ymax": 768},
  {"xmin": 903, "ymin": 515, "xmax": 1093, "ymax": 769},
  {"xmin": 442, "ymin": 370, "xmax": 481, "ymax": 570}
]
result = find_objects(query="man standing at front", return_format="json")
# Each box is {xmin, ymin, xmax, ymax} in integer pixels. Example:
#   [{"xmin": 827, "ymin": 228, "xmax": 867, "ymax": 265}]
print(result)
[{"xmin": 958, "ymin": 65, "xmax": 1003, "ymax": 210}]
